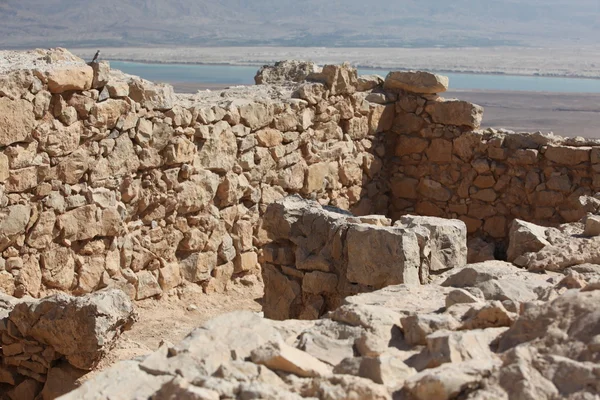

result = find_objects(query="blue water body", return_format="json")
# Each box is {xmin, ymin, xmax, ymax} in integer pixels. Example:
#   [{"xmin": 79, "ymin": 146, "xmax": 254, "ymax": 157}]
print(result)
[{"xmin": 110, "ymin": 61, "xmax": 600, "ymax": 93}]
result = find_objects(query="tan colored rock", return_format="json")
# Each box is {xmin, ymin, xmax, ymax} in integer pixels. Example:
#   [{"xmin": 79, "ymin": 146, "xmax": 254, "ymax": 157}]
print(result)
[
  {"xmin": 402, "ymin": 360, "xmax": 498, "ymax": 400},
  {"xmin": 544, "ymin": 145, "xmax": 590, "ymax": 165},
  {"xmin": 292, "ymin": 83, "xmax": 326, "ymax": 105},
  {"xmin": 304, "ymin": 161, "xmax": 338, "ymax": 194},
  {"xmin": 263, "ymin": 264, "xmax": 301, "ymax": 320},
  {"xmin": 346, "ymin": 224, "xmax": 420, "ymax": 287},
  {"xmin": 93, "ymin": 99, "xmax": 131, "ymax": 129},
  {"xmin": 57, "ymin": 205, "xmax": 99, "ymax": 242},
  {"xmin": 384, "ymin": 71, "xmax": 449, "ymax": 94},
  {"xmin": 40, "ymin": 244, "xmax": 75, "ymax": 290},
  {"xmin": 164, "ymin": 136, "xmax": 196, "ymax": 166},
  {"xmin": 129, "ymin": 79, "xmax": 174, "ymax": 111},
  {"xmin": 0, "ymin": 97, "xmax": 36, "ymax": 147},
  {"xmin": 0, "ymin": 70, "xmax": 34, "ymax": 100},
  {"xmin": 397, "ymin": 215, "xmax": 468, "ymax": 275},
  {"xmin": 251, "ymin": 340, "xmax": 332, "ymax": 377},
  {"xmin": 357, "ymin": 74, "xmax": 384, "ymax": 91},
  {"xmin": 583, "ymin": 215, "xmax": 600, "ymax": 237},
  {"xmin": 180, "ymin": 251, "xmax": 217, "ymax": 283},
  {"xmin": 359, "ymin": 355, "xmax": 416, "ymax": 389},
  {"xmin": 238, "ymin": 101, "xmax": 274, "ymax": 131},
  {"xmin": 256, "ymin": 128, "xmax": 284, "ymax": 147},
  {"xmin": 302, "ymin": 271, "xmax": 338, "ymax": 294},
  {"xmin": 5, "ymin": 166, "xmax": 38, "ymax": 193},
  {"xmin": 234, "ymin": 251, "xmax": 258, "ymax": 273},
  {"xmin": 425, "ymin": 99, "xmax": 484, "ymax": 129},
  {"xmin": 417, "ymin": 179, "xmax": 452, "ymax": 202},
  {"xmin": 90, "ymin": 60, "xmax": 110, "ymax": 88},
  {"xmin": 506, "ymin": 219, "xmax": 550, "ymax": 262},
  {"xmin": 106, "ymin": 80, "xmax": 130, "ymax": 98},
  {"xmin": 0, "ymin": 153, "xmax": 9, "ymax": 182},
  {"xmin": 307, "ymin": 63, "xmax": 358, "ymax": 95},
  {"xmin": 43, "ymin": 120, "xmax": 82, "ymax": 157},
  {"xmin": 401, "ymin": 313, "xmax": 461, "ymax": 346},
  {"xmin": 136, "ymin": 271, "xmax": 162, "ymax": 300},
  {"xmin": 46, "ymin": 65, "xmax": 94, "ymax": 93},
  {"xmin": 195, "ymin": 121, "xmax": 237, "ymax": 173}
]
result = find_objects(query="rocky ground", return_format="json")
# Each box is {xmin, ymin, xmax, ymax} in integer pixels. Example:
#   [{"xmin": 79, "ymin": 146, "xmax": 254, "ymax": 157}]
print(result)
[{"xmin": 61, "ymin": 197, "xmax": 600, "ymax": 400}]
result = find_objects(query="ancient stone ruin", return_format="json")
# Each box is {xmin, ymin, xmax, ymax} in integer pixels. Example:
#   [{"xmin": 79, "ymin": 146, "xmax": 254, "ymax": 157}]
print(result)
[{"xmin": 1, "ymin": 48, "xmax": 600, "ymax": 399}]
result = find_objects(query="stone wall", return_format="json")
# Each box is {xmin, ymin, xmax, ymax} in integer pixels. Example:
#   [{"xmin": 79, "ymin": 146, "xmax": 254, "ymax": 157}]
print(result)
[
  {"xmin": 0, "ymin": 49, "xmax": 391, "ymax": 300},
  {"xmin": 3, "ymin": 48, "xmax": 600, "ymax": 300},
  {"xmin": 386, "ymin": 90, "xmax": 600, "ymax": 250},
  {"xmin": 0, "ymin": 288, "xmax": 134, "ymax": 398},
  {"xmin": 261, "ymin": 196, "xmax": 466, "ymax": 320}
]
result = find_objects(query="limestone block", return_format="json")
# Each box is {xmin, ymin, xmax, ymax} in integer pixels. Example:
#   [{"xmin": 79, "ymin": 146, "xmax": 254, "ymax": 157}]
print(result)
[
  {"xmin": 46, "ymin": 65, "xmax": 94, "ymax": 93},
  {"xmin": 0, "ymin": 98, "xmax": 36, "ymax": 147},
  {"xmin": 425, "ymin": 99, "xmax": 484, "ymax": 129},
  {"xmin": 384, "ymin": 71, "xmax": 449, "ymax": 94},
  {"xmin": 346, "ymin": 224, "xmax": 420, "ymax": 287}
]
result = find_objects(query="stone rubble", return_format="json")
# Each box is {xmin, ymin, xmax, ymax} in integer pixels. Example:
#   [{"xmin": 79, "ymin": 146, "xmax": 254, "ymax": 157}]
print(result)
[
  {"xmin": 61, "ymin": 263, "xmax": 600, "ymax": 400},
  {"xmin": 0, "ymin": 288, "xmax": 135, "ymax": 399},
  {"xmin": 261, "ymin": 196, "xmax": 467, "ymax": 320}
]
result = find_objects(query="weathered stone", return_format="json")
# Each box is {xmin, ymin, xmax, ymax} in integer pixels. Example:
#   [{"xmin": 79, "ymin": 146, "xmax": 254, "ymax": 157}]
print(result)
[
  {"xmin": 0, "ymin": 98, "xmax": 36, "ymax": 147},
  {"xmin": 46, "ymin": 65, "xmax": 94, "ymax": 93},
  {"xmin": 251, "ymin": 341, "xmax": 332, "ymax": 377},
  {"xmin": 506, "ymin": 219, "xmax": 550, "ymax": 262},
  {"xmin": 384, "ymin": 71, "xmax": 449, "ymax": 94},
  {"xmin": 425, "ymin": 99, "xmax": 484, "ymax": 129},
  {"xmin": 128, "ymin": 79, "xmax": 174, "ymax": 111},
  {"xmin": 307, "ymin": 64, "xmax": 358, "ymax": 95},
  {"xmin": 255, "ymin": 60, "xmax": 320, "ymax": 84},
  {"xmin": 40, "ymin": 245, "xmax": 75, "ymax": 290},
  {"xmin": 9, "ymin": 289, "xmax": 135, "ymax": 370},
  {"xmin": 544, "ymin": 145, "xmax": 590, "ymax": 165},
  {"xmin": 346, "ymin": 224, "xmax": 420, "ymax": 287}
]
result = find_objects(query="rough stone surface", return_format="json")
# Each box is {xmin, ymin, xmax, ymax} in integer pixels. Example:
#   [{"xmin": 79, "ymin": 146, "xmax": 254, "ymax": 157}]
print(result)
[
  {"xmin": 255, "ymin": 60, "xmax": 321, "ymax": 85},
  {"xmin": 383, "ymin": 71, "xmax": 449, "ymax": 94},
  {"xmin": 0, "ymin": 289, "xmax": 134, "ymax": 398},
  {"xmin": 262, "ymin": 197, "xmax": 466, "ymax": 319}
]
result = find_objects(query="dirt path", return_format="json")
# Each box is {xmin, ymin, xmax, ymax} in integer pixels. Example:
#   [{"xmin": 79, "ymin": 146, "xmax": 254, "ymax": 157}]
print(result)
[{"xmin": 80, "ymin": 277, "xmax": 264, "ymax": 384}]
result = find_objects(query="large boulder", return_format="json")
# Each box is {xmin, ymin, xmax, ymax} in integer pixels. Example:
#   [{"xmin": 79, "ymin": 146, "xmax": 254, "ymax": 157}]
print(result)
[
  {"xmin": 383, "ymin": 71, "xmax": 449, "ymax": 94},
  {"xmin": 255, "ymin": 60, "xmax": 321, "ymax": 84},
  {"xmin": 346, "ymin": 224, "xmax": 421, "ymax": 287},
  {"xmin": 7, "ymin": 289, "xmax": 135, "ymax": 370},
  {"xmin": 45, "ymin": 65, "xmax": 94, "ymax": 93},
  {"xmin": 396, "ymin": 216, "xmax": 468, "ymax": 281},
  {"xmin": 506, "ymin": 219, "xmax": 551, "ymax": 262}
]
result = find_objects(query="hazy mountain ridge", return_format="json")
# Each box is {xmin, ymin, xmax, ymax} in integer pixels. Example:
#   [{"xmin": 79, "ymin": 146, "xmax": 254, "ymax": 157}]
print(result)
[{"xmin": 0, "ymin": 0, "xmax": 599, "ymax": 48}]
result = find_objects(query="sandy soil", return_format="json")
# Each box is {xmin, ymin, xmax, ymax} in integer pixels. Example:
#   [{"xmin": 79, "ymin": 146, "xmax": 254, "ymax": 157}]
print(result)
[{"xmin": 75, "ymin": 278, "xmax": 263, "ymax": 387}]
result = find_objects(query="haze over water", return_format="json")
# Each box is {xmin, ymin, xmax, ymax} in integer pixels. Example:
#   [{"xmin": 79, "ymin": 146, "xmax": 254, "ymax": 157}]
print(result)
[{"xmin": 111, "ymin": 61, "xmax": 600, "ymax": 94}]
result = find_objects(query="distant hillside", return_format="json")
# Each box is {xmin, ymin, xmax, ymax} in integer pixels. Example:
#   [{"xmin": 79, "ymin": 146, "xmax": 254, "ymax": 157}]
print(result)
[{"xmin": 0, "ymin": 0, "xmax": 598, "ymax": 48}]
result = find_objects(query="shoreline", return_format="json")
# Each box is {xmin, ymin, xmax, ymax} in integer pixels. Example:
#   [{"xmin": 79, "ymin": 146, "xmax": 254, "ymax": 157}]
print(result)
[
  {"xmin": 107, "ymin": 58, "xmax": 600, "ymax": 81},
  {"xmin": 70, "ymin": 46, "xmax": 600, "ymax": 80}
]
